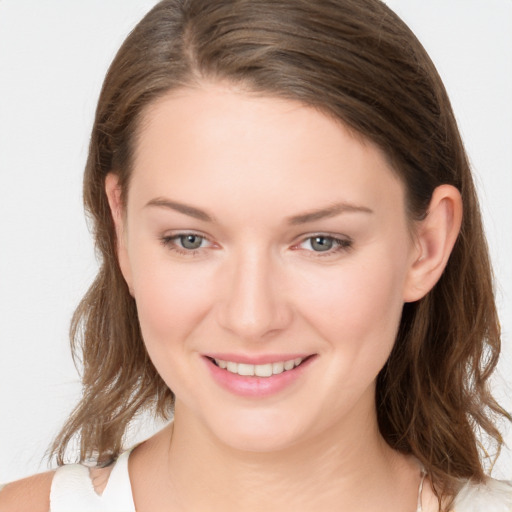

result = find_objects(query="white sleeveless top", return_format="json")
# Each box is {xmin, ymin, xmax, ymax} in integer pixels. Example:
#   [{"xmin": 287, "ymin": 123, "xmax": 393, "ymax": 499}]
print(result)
[{"xmin": 50, "ymin": 450, "xmax": 135, "ymax": 512}]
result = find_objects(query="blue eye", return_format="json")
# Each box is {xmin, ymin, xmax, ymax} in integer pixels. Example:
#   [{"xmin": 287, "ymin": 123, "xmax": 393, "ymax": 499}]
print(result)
[
  {"xmin": 310, "ymin": 236, "xmax": 335, "ymax": 252},
  {"xmin": 178, "ymin": 234, "xmax": 205, "ymax": 250},
  {"xmin": 299, "ymin": 235, "xmax": 352, "ymax": 255}
]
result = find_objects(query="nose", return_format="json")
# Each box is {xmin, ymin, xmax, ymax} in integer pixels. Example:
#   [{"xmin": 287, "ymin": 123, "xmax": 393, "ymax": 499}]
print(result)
[{"xmin": 216, "ymin": 248, "xmax": 293, "ymax": 341}]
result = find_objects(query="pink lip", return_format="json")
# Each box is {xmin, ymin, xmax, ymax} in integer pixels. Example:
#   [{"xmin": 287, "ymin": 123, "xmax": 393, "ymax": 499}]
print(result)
[
  {"xmin": 202, "ymin": 354, "xmax": 316, "ymax": 398},
  {"xmin": 203, "ymin": 353, "xmax": 311, "ymax": 365}
]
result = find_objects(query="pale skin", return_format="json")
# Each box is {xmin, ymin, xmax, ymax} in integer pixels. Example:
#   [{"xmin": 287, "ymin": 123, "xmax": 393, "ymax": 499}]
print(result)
[{"xmin": 0, "ymin": 82, "xmax": 461, "ymax": 511}]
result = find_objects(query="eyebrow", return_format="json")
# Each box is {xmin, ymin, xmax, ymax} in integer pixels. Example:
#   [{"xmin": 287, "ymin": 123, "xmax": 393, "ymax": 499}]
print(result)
[
  {"xmin": 144, "ymin": 197, "xmax": 373, "ymax": 224},
  {"xmin": 286, "ymin": 202, "xmax": 373, "ymax": 225},
  {"xmin": 145, "ymin": 198, "xmax": 215, "ymax": 222}
]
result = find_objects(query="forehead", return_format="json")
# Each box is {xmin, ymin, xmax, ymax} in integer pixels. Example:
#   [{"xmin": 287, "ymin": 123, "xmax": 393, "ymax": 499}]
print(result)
[{"xmin": 129, "ymin": 83, "xmax": 405, "ymax": 222}]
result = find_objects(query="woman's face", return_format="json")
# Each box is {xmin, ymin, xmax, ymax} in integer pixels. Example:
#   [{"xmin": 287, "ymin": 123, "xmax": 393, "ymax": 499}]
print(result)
[{"xmin": 111, "ymin": 83, "xmax": 421, "ymax": 452}]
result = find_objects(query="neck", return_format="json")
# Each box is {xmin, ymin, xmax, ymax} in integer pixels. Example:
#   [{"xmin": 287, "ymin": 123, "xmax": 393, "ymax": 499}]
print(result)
[{"xmin": 137, "ymin": 399, "xmax": 421, "ymax": 512}]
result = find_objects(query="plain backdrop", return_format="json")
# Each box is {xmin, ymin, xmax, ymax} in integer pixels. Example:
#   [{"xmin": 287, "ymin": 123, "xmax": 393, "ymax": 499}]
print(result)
[{"xmin": 0, "ymin": 0, "xmax": 511, "ymax": 483}]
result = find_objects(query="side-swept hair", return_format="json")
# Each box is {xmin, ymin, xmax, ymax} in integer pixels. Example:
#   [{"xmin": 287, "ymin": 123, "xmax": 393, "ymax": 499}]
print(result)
[{"xmin": 51, "ymin": 0, "xmax": 510, "ymax": 505}]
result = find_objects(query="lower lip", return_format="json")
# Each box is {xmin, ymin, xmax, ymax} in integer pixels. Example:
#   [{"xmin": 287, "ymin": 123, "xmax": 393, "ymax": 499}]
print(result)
[{"xmin": 203, "ymin": 356, "xmax": 315, "ymax": 398}]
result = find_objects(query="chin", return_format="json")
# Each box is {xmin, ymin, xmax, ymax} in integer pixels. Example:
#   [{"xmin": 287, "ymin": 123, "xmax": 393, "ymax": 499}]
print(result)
[
  {"xmin": 217, "ymin": 427, "xmax": 305, "ymax": 454},
  {"xmin": 201, "ymin": 405, "xmax": 312, "ymax": 454}
]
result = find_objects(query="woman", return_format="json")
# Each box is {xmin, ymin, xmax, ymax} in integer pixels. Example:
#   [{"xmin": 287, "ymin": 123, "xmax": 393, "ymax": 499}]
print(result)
[{"xmin": 1, "ymin": 0, "xmax": 511, "ymax": 510}]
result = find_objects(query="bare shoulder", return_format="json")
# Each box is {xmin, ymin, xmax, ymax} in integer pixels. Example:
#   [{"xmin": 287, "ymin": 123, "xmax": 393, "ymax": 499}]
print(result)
[{"xmin": 0, "ymin": 470, "xmax": 55, "ymax": 512}]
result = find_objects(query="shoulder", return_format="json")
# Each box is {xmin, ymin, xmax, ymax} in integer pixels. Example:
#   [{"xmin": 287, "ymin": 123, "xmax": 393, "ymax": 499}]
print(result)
[
  {"xmin": 452, "ymin": 477, "xmax": 512, "ymax": 512},
  {"xmin": 0, "ymin": 470, "xmax": 55, "ymax": 512}
]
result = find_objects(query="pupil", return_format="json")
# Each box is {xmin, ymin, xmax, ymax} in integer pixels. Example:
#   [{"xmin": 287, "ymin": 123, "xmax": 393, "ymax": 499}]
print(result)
[
  {"xmin": 181, "ymin": 235, "xmax": 202, "ymax": 250},
  {"xmin": 311, "ymin": 236, "xmax": 333, "ymax": 252}
]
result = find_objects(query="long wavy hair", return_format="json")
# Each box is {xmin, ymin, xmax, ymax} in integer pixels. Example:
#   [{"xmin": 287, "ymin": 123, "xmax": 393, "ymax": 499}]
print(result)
[{"xmin": 51, "ymin": 0, "xmax": 510, "ymax": 506}]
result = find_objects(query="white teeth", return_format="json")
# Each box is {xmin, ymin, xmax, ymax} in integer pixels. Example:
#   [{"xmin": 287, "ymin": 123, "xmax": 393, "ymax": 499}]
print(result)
[
  {"xmin": 272, "ymin": 361, "xmax": 284, "ymax": 375},
  {"xmin": 254, "ymin": 363, "xmax": 273, "ymax": 377},
  {"xmin": 238, "ymin": 363, "xmax": 255, "ymax": 376},
  {"xmin": 213, "ymin": 357, "xmax": 304, "ymax": 377},
  {"xmin": 283, "ymin": 359, "xmax": 295, "ymax": 371}
]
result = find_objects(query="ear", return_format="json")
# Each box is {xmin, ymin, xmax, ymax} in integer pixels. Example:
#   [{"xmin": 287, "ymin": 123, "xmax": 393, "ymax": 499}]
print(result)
[
  {"xmin": 105, "ymin": 173, "xmax": 134, "ymax": 294},
  {"xmin": 403, "ymin": 184, "xmax": 463, "ymax": 303}
]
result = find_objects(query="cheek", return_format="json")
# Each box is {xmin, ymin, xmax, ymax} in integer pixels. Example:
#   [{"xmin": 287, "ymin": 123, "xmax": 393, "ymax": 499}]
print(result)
[
  {"xmin": 130, "ymin": 258, "xmax": 218, "ymax": 399},
  {"xmin": 295, "ymin": 246, "xmax": 409, "ymax": 362},
  {"xmin": 128, "ymin": 245, "xmax": 214, "ymax": 350}
]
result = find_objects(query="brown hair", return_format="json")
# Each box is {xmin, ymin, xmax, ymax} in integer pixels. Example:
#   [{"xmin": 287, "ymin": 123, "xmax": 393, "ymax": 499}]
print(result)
[{"xmin": 51, "ymin": 0, "xmax": 510, "ymax": 506}]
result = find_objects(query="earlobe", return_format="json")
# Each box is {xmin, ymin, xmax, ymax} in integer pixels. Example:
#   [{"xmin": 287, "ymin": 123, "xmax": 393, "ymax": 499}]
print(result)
[
  {"xmin": 403, "ymin": 185, "xmax": 463, "ymax": 303},
  {"xmin": 105, "ymin": 173, "xmax": 134, "ymax": 294}
]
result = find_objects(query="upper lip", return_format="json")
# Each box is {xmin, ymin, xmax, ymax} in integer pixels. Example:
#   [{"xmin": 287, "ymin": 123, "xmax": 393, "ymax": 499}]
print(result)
[{"xmin": 203, "ymin": 353, "xmax": 314, "ymax": 365}]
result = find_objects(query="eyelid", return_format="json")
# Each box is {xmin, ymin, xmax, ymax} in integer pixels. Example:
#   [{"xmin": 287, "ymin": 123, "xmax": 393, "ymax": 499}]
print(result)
[
  {"xmin": 161, "ymin": 229, "xmax": 210, "ymax": 241},
  {"xmin": 292, "ymin": 231, "xmax": 352, "ymax": 245}
]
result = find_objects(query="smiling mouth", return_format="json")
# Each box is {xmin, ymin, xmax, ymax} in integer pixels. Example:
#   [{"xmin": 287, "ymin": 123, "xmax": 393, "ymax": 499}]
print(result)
[{"xmin": 208, "ymin": 356, "xmax": 311, "ymax": 377}]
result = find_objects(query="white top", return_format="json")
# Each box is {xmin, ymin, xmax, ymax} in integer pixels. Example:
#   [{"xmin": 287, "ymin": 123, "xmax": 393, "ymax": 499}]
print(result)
[
  {"xmin": 50, "ymin": 450, "xmax": 135, "ymax": 512},
  {"xmin": 451, "ymin": 477, "xmax": 512, "ymax": 512}
]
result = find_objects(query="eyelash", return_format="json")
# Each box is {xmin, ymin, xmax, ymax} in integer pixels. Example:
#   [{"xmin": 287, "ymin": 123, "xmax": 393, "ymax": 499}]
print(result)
[{"xmin": 159, "ymin": 233, "xmax": 353, "ymax": 258}]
